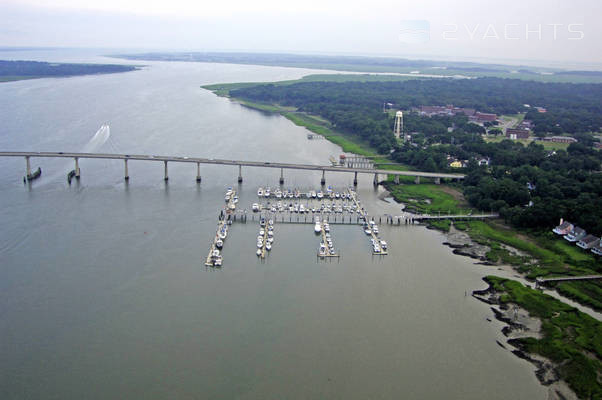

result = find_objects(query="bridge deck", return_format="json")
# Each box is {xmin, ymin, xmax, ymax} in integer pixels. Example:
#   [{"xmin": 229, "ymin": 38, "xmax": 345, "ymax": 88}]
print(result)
[{"xmin": 0, "ymin": 151, "xmax": 465, "ymax": 180}]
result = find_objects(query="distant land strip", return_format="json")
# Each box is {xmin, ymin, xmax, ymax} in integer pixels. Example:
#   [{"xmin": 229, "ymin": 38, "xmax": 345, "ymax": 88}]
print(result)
[{"xmin": 0, "ymin": 60, "xmax": 140, "ymax": 82}]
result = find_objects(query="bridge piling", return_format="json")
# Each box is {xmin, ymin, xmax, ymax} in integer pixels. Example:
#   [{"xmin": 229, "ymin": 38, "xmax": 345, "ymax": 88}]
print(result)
[
  {"xmin": 279, "ymin": 168, "xmax": 284, "ymax": 185},
  {"xmin": 238, "ymin": 165, "xmax": 243, "ymax": 183},
  {"xmin": 74, "ymin": 157, "xmax": 80, "ymax": 178},
  {"xmin": 373, "ymin": 173, "xmax": 378, "ymax": 186},
  {"xmin": 25, "ymin": 156, "xmax": 31, "ymax": 177},
  {"xmin": 353, "ymin": 171, "xmax": 358, "ymax": 186},
  {"xmin": 124, "ymin": 159, "xmax": 129, "ymax": 180},
  {"xmin": 196, "ymin": 162, "xmax": 201, "ymax": 183},
  {"xmin": 321, "ymin": 170, "xmax": 326, "ymax": 186},
  {"xmin": 164, "ymin": 161, "xmax": 168, "ymax": 181}
]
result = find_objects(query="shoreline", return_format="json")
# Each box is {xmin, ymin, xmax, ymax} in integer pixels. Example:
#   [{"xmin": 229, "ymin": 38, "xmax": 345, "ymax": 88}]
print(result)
[
  {"xmin": 472, "ymin": 280, "xmax": 579, "ymax": 400},
  {"xmin": 205, "ymin": 81, "xmax": 601, "ymax": 396}
]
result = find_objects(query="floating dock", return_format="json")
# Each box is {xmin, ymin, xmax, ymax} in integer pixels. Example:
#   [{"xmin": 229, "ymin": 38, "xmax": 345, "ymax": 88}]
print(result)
[
  {"xmin": 318, "ymin": 218, "xmax": 339, "ymax": 258},
  {"xmin": 348, "ymin": 189, "xmax": 388, "ymax": 255},
  {"xmin": 205, "ymin": 188, "xmax": 238, "ymax": 267}
]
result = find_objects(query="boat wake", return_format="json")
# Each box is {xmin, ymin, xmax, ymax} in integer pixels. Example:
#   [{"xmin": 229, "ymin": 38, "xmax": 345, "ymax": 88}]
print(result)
[{"xmin": 82, "ymin": 124, "xmax": 110, "ymax": 153}]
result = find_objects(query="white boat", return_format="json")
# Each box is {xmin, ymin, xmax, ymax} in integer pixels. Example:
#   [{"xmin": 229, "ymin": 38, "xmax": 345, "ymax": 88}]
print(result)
[
  {"xmin": 212, "ymin": 249, "xmax": 220, "ymax": 257},
  {"xmin": 266, "ymin": 243, "xmax": 272, "ymax": 251},
  {"xmin": 252, "ymin": 203, "xmax": 260, "ymax": 212},
  {"xmin": 257, "ymin": 188, "xmax": 264, "ymax": 196},
  {"xmin": 213, "ymin": 256, "xmax": 222, "ymax": 266},
  {"xmin": 314, "ymin": 222, "xmax": 322, "ymax": 233},
  {"xmin": 216, "ymin": 239, "xmax": 223, "ymax": 249},
  {"xmin": 317, "ymin": 191, "xmax": 323, "ymax": 199},
  {"xmin": 324, "ymin": 223, "xmax": 330, "ymax": 232},
  {"xmin": 364, "ymin": 228, "xmax": 372, "ymax": 235},
  {"xmin": 256, "ymin": 249, "xmax": 262, "ymax": 256},
  {"xmin": 257, "ymin": 241, "xmax": 263, "ymax": 248},
  {"xmin": 380, "ymin": 240, "xmax": 388, "ymax": 250},
  {"xmin": 268, "ymin": 237, "xmax": 274, "ymax": 243},
  {"xmin": 259, "ymin": 229, "xmax": 265, "ymax": 236}
]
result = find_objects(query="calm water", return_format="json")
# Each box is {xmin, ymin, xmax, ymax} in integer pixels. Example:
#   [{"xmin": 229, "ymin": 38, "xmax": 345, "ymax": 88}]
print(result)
[{"xmin": 0, "ymin": 50, "xmax": 546, "ymax": 399}]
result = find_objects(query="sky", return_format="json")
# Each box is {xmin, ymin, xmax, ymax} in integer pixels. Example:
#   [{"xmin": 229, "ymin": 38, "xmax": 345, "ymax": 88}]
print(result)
[{"xmin": 1, "ymin": 0, "xmax": 601, "ymax": 67}]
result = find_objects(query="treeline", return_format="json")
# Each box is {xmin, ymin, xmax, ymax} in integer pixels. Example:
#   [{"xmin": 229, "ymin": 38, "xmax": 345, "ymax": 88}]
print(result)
[
  {"xmin": 230, "ymin": 78, "xmax": 602, "ymax": 137},
  {"xmin": 464, "ymin": 141, "xmax": 602, "ymax": 234},
  {"xmin": 0, "ymin": 60, "xmax": 137, "ymax": 77},
  {"xmin": 393, "ymin": 136, "xmax": 602, "ymax": 233},
  {"xmin": 231, "ymin": 78, "xmax": 602, "ymax": 233}
]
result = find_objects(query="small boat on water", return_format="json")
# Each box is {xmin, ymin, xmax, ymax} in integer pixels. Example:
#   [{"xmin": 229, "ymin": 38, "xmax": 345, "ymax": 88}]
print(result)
[
  {"xmin": 364, "ymin": 227, "xmax": 372, "ymax": 235},
  {"xmin": 213, "ymin": 256, "xmax": 222, "ymax": 266},
  {"xmin": 266, "ymin": 243, "xmax": 272, "ymax": 251},
  {"xmin": 252, "ymin": 203, "xmax": 260, "ymax": 212},
  {"xmin": 314, "ymin": 221, "xmax": 322, "ymax": 233},
  {"xmin": 257, "ymin": 187, "xmax": 264, "ymax": 196},
  {"xmin": 380, "ymin": 240, "xmax": 388, "ymax": 250},
  {"xmin": 256, "ymin": 249, "xmax": 262, "ymax": 256},
  {"xmin": 216, "ymin": 239, "xmax": 223, "ymax": 249}
]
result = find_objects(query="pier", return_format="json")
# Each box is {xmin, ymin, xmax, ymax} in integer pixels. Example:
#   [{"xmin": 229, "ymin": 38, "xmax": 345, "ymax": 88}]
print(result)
[
  {"xmin": 318, "ymin": 218, "xmax": 340, "ymax": 258},
  {"xmin": 204, "ymin": 188, "xmax": 238, "ymax": 267},
  {"xmin": 0, "ymin": 151, "xmax": 465, "ymax": 186},
  {"xmin": 348, "ymin": 189, "xmax": 387, "ymax": 255}
]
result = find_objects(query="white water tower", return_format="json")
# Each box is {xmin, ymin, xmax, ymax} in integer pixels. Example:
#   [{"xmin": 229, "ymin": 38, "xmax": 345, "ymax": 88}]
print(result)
[{"xmin": 394, "ymin": 111, "xmax": 404, "ymax": 140}]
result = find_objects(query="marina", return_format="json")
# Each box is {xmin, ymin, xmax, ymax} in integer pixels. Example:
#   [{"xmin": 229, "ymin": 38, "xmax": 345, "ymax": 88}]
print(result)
[{"xmin": 206, "ymin": 186, "xmax": 388, "ymax": 266}]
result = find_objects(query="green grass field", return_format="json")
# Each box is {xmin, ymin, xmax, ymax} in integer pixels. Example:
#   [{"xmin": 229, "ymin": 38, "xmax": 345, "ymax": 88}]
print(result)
[
  {"xmin": 385, "ymin": 184, "xmax": 468, "ymax": 214},
  {"xmin": 483, "ymin": 135, "xmax": 571, "ymax": 151}
]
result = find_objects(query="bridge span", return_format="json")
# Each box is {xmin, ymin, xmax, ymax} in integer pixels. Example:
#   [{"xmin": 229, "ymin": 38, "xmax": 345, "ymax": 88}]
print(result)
[{"xmin": 0, "ymin": 151, "xmax": 465, "ymax": 185}]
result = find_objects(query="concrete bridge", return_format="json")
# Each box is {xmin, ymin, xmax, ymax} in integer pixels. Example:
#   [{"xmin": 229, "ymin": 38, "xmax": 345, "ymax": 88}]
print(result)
[
  {"xmin": 0, "ymin": 151, "xmax": 465, "ymax": 185},
  {"xmin": 0, "ymin": 151, "xmax": 464, "ymax": 185}
]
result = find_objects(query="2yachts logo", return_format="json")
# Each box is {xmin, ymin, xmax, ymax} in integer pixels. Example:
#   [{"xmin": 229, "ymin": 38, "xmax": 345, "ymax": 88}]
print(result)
[{"xmin": 400, "ymin": 20, "xmax": 585, "ymax": 43}]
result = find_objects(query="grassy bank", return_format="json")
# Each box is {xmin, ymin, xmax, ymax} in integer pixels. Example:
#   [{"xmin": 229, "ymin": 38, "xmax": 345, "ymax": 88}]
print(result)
[
  {"xmin": 383, "ymin": 183, "xmax": 469, "ymax": 214},
  {"xmin": 483, "ymin": 276, "xmax": 602, "ymax": 399},
  {"xmin": 461, "ymin": 220, "xmax": 602, "ymax": 310}
]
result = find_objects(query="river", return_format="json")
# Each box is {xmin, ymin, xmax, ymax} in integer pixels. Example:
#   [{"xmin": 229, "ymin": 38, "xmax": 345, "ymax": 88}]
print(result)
[{"xmin": 0, "ymin": 49, "xmax": 547, "ymax": 399}]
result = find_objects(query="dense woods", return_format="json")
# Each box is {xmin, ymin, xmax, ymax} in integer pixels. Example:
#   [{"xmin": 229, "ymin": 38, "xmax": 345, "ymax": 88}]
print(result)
[{"xmin": 231, "ymin": 78, "xmax": 602, "ymax": 234}]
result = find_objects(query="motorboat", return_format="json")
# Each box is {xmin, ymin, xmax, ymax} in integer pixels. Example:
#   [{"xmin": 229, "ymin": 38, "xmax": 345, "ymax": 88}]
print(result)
[
  {"xmin": 257, "ymin": 187, "xmax": 264, "ymax": 196},
  {"xmin": 380, "ymin": 240, "xmax": 388, "ymax": 250},
  {"xmin": 213, "ymin": 256, "xmax": 222, "ymax": 266},
  {"xmin": 256, "ymin": 249, "xmax": 262, "ymax": 256},
  {"xmin": 252, "ymin": 203, "xmax": 260, "ymax": 212},
  {"xmin": 216, "ymin": 239, "xmax": 223, "ymax": 249},
  {"xmin": 266, "ymin": 243, "xmax": 272, "ymax": 251}
]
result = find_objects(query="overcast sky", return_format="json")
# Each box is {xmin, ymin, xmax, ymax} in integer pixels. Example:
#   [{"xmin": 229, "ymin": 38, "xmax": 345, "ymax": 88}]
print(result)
[{"xmin": 2, "ymin": 0, "xmax": 601, "ymax": 67}]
